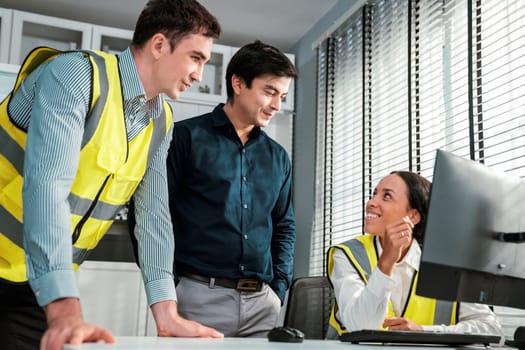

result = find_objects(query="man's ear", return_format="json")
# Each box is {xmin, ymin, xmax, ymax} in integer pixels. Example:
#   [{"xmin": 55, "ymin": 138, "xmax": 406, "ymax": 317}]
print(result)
[
  {"xmin": 409, "ymin": 209, "xmax": 421, "ymax": 226},
  {"xmin": 231, "ymin": 74, "xmax": 245, "ymax": 95},
  {"xmin": 149, "ymin": 33, "xmax": 168, "ymax": 59}
]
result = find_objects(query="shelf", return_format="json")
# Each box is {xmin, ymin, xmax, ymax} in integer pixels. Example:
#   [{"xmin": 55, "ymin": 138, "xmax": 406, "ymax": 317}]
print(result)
[
  {"xmin": 9, "ymin": 10, "xmax": 92, "ymax": 64},
  {"xmin": 91, "ymin": 25, "xmax": 133, "ymax": 53}
]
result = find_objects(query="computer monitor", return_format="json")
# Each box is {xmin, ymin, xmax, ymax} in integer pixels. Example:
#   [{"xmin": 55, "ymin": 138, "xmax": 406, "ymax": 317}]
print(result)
[{"xmin": 416, "ymin": 149, "xmax": 525, "ymax": 309}]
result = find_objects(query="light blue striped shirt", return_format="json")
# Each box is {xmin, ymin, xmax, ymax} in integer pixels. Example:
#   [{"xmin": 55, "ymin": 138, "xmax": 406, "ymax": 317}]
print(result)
[{"xmin": 9, "ymin": 48, "xmax": 176, "ymax": 307}]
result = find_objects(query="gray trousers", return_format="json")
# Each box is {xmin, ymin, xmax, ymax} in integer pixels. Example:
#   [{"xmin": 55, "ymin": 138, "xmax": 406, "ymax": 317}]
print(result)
[{"xmin": 176, "ymin": 276, "xmax": 281, "ymax": 337}]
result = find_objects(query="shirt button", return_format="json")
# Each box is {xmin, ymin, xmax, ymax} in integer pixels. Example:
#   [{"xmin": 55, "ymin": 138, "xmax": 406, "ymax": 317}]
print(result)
[
  {"xmin": 243, "ymin": 203, "xmax": 248, "ymax": 209},
  {"xmin": 242, "ymin": 148, "xmax": 246, "ymax": 153},
  {"xmin": 242, "ymin": 176, "xmax": 247, "ymax": 181},
  {"xmin": 240, "ymin": 265, "xmax": 245, "ymax": 271},
  {"xmin": 244, "ymin": 234, "xmax": 248, "ymax": 239}
]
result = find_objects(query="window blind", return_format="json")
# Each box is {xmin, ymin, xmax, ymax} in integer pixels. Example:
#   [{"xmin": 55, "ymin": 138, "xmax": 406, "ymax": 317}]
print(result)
[
  {"xmin": 475, "ymin": 0, "xmax": 525, "ymax": 176},
  {"xmin": 310, "ymin": 10, "xmax": 365, "ymax": 276},
  {"xmin": 312, "ymin": 0, "xmax": 525, "ymax": 279},
  {"xmin": 310, "ymin": 39, "xmax": 331, "ymax": 276},
  {"xmin": 417, "ymin": 0, "xmax": 471, "ymax": 178},
  {"xmin": 367, "ymin": 0, "xmax": 411, "ymax": 186}
]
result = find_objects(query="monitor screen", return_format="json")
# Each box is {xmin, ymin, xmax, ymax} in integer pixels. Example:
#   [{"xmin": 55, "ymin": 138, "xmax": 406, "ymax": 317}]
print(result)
[{"xmin": 416, "ymin": 149, "xmax": 525, "ymax": 309}]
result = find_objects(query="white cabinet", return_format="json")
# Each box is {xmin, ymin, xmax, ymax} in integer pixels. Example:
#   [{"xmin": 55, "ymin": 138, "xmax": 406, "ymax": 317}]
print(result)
[
  {"xmin": 76, "ymin": 261, "xmax": 151, "ymax": 336},
  {"xmin": 1, "ymin": 6, "xmax": 295, "ymax": 115},
  {"xmin": 76, "ymin": 260, "xmax": 160, "ymax": 336},
  {"xmin": 3, "ymin": 5, "xmax": 232, "ymax": 107},
  {"xmin": 9, "ymin": 10, "xmax": 92, "ymax": 65},
  {"xmin": 181, "ymin": 43, "xmax": 230, "ymax": 104},
  {"xmin": 169, "ymin": 100, "xmax": 215, "ymax": 123},
  {"xmin": 0, "ymin": 63, "xmax": 19, "ymax": 99},
  {"xmin": 0, "ymin": 8, "xmax": 12, "ymax": 63},
  {"xmin": 91, "ymin": 25, "xmax": 133, "ymax": 53}
]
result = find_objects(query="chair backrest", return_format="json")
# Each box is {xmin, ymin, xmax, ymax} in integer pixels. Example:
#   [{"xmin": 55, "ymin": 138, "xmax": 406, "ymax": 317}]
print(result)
[{"xmin": 283, "ymin": 276, "xmax": 334, "ymax": 339}]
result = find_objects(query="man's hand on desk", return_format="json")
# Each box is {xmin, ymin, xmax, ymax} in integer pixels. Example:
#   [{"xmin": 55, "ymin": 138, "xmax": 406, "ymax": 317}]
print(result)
[
  {"xmin": 42, "ymin": 297, "xmax": 116, "ymax": 350},
  {"xmin": 151, "ymin": 300, "xmax": 224, "ymax": 338}
]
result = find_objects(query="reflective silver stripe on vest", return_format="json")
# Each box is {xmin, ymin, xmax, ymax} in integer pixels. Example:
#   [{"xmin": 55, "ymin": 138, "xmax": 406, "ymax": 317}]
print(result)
[
  {"xmin": 68, "ymin": 193, "xmax": 124, "ymax": 221},
  {"xmin": 0, "ymin": 198, "xmax": 109, "ymax": 264},
  {"xmin": 81, "ymin": 50, "xmax": 110, "ymax": 148},
  {"xmin": 434, "ymin": 300, "xmax": 455, "ymax": 325},
  {"xmin": 0, "ymin": 205, "xmax": 23, "ymax": 247},
  {"xmin": 146, "ymin": 107, "xmax": 167, "ymax": 167},
  {"xmin": 68, "ymin": 50, "xmax": 120, "ymax": 222},
  {"xmin": 0, "ymin": 205, "xmax": 94, "ymax": 265},
  {"xmin": 72, "ymin": 245, "xmax": 92, "ymax": 265},
  {"xmin": 345, "ymin": 239, "xmax": 372, "ymax": 280},
  {"xmin": 0, "ymin": 125, "xmax": 25, "ymax": 174}
]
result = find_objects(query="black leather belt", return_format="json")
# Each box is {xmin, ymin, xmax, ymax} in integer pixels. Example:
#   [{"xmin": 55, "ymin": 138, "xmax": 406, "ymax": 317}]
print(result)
[{"xmin": 177, "ymin": 269, "xmax": 263, "ymax": 292}]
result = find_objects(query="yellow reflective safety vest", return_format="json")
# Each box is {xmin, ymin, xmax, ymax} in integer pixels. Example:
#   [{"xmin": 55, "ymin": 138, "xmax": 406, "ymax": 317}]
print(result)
[
  {"xmin": 327, "ymin": 234, "xmax": 457, "ymax": 336},
  {"xmin": 0, "ymin": 47, "xmax": 172, "ymax": 282}
]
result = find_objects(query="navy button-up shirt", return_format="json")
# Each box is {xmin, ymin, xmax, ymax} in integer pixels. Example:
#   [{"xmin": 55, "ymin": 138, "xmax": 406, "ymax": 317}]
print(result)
[{"xmin": 168, "ymin": 103, "xmax": 296, "ymax": 301}]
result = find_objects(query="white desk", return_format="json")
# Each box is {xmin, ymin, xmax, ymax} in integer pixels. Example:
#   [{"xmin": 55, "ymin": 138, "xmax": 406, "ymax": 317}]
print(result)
[
  {"xmin": 64, "ymin": 337, "xmax": 338, "ymax": 350},
  {"xmin": 63, "ymin": 337, "xmax": 344, "ymax": 349},
  {"xmin": 63, "ymin": 337, "xmax": 499, "ymax": 350}
]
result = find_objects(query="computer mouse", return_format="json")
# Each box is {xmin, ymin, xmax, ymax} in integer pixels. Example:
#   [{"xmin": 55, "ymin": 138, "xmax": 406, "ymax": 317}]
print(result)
[{"xmin": 267, "ymin": 326, "xmax": 305, "ymax": 343}]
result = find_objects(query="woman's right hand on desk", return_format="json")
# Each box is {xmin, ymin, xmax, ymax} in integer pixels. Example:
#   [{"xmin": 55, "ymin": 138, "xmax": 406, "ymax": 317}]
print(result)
[
  {"xmin": 151, "ymin": 300, "xmax": 224, "ymax": 338},
  {"xmin": 383, "ymin": 317, "xmax": 423, "ymax": 331}
]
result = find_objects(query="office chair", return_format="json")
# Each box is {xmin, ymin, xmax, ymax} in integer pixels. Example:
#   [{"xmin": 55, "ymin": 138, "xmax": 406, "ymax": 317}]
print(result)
[{"xmin": 283, "ymin": 276, "xmax": 334, "ymax": 339}]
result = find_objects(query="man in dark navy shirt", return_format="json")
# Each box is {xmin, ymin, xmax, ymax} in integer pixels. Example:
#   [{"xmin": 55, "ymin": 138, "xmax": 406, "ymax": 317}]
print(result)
[{"xmin": 167, "ymin": 40, "xmax": 298, "ymax": 337}]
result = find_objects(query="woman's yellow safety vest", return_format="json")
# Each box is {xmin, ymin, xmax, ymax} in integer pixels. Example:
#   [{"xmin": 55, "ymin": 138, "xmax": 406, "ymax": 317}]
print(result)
[
  {"xmin": 0, "ymin": 47, "xmax": 173, "ymax": 283},
  {"xmin": 327, "ymin": 234, "xmax": 457, "ymax": 336}
]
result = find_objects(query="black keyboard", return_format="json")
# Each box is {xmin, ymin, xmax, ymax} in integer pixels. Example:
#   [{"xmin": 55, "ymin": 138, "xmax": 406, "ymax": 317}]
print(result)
[{"xmin": 340, "ymin": 329, "xmax": 501, "ymax": 346}]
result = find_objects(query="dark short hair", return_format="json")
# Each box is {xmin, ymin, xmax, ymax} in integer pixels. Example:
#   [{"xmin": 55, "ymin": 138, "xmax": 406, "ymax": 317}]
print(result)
[
  {"xmin": 132, "ymin": 0, "xmax": 221, "ymax": 51},
  {"xmin": 225, "ymin": 40, "xmax": 298, "ymax": 102},
  {"xmin": 390, "ymin": 171, "xmax": 432, "ymax": 246}
]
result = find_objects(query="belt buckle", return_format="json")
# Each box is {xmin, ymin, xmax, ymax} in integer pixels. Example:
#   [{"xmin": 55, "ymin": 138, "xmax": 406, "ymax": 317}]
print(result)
[{"xmin": 236, "ymin": 279, "xmax": 260, "ymax": 292}]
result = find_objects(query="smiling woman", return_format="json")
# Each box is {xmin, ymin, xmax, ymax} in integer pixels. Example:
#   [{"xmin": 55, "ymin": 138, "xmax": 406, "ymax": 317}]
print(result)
[{"xmin": 325, "ymin": 171, "xmax": 503, "ymax": 339}]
